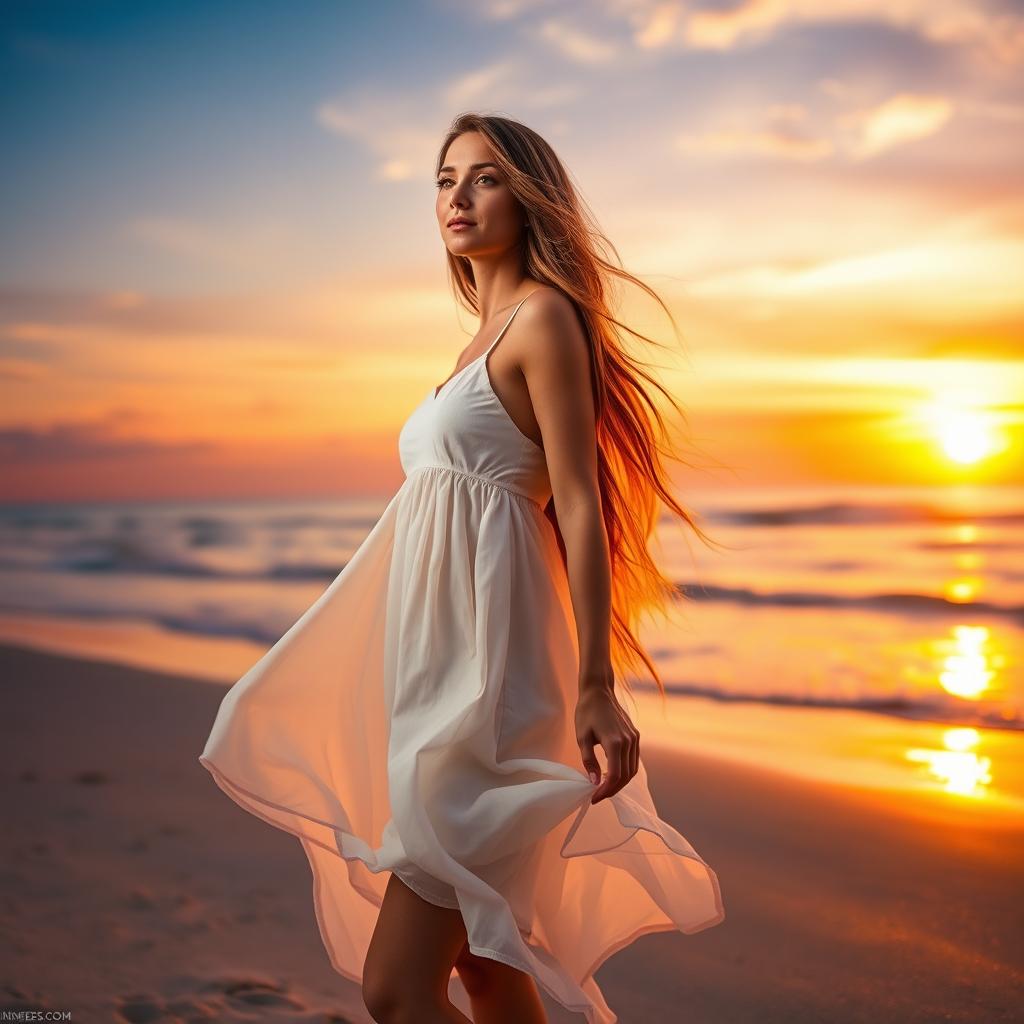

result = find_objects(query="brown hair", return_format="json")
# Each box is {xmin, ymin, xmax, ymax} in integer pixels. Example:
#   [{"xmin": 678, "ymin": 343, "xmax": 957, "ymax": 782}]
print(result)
[{"xmin": 435, "ymin": 112, "xmax": 727, "ymax": 706}]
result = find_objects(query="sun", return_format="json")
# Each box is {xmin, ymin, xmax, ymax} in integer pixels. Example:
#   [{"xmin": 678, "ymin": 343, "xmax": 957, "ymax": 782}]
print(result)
[
  {"xmin": 938, "ymin": 410, "xmax": 996, "ymax": 464},
  {"xmin": 922, "ymin": 403, "xmax": 1005, "ymax": 465}
]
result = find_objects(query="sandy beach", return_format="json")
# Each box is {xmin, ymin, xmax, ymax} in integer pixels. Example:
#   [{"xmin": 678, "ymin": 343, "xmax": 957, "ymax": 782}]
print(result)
[{"xmin": 3, "ymin": 639, "xmax": 1022, "ymax": 1023}]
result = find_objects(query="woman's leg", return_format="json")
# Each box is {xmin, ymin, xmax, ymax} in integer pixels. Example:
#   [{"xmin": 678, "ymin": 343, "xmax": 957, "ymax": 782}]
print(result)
[
  {"xmin": 362, "ymin": 872, "xmax": 472, "ymax": 1024},
  {"xmin": 453, "ymin": 940, "xmax": 548, "ymax": 1024}
]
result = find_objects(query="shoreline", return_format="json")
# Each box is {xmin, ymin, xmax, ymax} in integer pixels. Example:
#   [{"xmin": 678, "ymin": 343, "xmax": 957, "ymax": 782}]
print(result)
[{"xmin": 2, "ymin": 610, "xmax": 1022, "ymax": 812}]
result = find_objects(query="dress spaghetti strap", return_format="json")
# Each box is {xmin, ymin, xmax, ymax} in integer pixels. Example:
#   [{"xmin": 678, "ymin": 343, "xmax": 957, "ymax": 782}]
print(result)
[
  {"xmin": 433, "ymin": 290, "xmax": 542, "ymax": 401},
  {"xmin": 485, "ymin": 288, "xmax": 546, "ymax": 355}
]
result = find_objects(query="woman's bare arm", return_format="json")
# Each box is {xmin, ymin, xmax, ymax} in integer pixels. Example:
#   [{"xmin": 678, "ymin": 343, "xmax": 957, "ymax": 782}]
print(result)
[{"xmin": 515, "ymin": 289, "xmax": 640, "ymax": 804}]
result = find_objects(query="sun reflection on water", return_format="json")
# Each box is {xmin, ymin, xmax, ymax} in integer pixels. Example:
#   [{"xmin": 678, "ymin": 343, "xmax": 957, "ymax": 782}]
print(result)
[
  {"xmin": 938, "ymin": 625, "xmax": 996, "ymax": 699},
  {"xmin": 905, "ymin": 727, "xmax": 993, "ymax": 797},
  {"xmin": 944, "ymin": 577, "xmax": 982, "ymax": 603}
]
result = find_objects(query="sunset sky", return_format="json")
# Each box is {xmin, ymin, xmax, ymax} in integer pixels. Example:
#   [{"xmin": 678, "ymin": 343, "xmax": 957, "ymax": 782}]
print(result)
[{"xmin": 2, "ymin": 0, "xmax": 1022, "ymax": 500}]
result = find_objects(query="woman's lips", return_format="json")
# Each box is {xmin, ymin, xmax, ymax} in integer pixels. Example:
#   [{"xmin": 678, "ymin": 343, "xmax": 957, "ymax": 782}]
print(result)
[{"xmin": 449, "ymin": 221, "xmax": 475, "ymax": 230}]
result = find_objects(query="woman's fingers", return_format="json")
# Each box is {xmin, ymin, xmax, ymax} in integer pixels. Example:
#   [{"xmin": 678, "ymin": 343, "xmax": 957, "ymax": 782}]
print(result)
[
  {"xmin": 576, "ymin": 688, "xmax": 641, "ymax": 804},
  {"xmin": 592, "ymin": 738, "xmax": 618, "ymax": 803},
  {"xmin": 616, "ymin": 732, "xmax": 631, "ymax": 795},
  {"xmin": 580, "ymin": 733, "xmax": 600, "ymax": 785},
  {"xmin": 592, "ymin": 720, "xmax": 639, "ymax": 803}
]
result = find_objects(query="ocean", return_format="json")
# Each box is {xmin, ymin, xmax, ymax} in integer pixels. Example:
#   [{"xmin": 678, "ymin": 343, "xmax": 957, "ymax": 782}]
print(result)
[
  {"xmin": 4, "ymin": 479, "xmax": 1019, "ymax": 806},
  {"xmin": 1, "ymin": 482, "xmax": 1019, "ymax": 736}
]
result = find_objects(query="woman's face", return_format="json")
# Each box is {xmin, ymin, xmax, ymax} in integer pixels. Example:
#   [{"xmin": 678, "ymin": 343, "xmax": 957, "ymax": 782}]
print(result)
[{"xmin": 436, "ymin": 131, "xmax": 525, "ymax": 257}]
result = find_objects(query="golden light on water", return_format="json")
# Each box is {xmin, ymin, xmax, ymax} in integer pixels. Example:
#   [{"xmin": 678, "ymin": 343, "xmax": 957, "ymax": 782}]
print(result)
[
  {"xmin": 944, "ymin": 577, "xmax": 982, "ymax": 603},
  {"xmin": 938, "ymin": 625, "xmax": 996, "ymax": 699},
  {"xmin": 954, "ymin": 551, "xmax": 983, "ymax": 571},
  {"xmin": 905, "ymin": 727, "xmax": 993, "ymax": 798},
  {"xmin": 950, "ymin": 525, "xmax": 984, "ymax": 569},
  {"xmin": 943, "ymin": 727, "xmax": 980, "ymax": 753}
]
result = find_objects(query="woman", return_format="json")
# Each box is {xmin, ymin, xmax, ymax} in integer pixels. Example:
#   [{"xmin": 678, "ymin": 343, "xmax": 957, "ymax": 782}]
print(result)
[{"xmin": 199, "ymin": 112, "xmax": 725, "ymax": 1024}]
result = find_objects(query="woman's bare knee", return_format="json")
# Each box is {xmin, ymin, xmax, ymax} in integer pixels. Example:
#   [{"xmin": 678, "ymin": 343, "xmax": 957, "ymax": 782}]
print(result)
[
  {"xmin": 363, "ymin": 965, "xmax": 460, "ymax": 1024},
  {"xmin": 361, "ymin": 962, "xmax": 412, "ymax": 1023},
  {"xmin": 363, "ymin": 873, "xmax": 470, "ymax": 1022},
  {"xmin": 360, "ymin": 968, "xmax": 396, "ymax": 1022}
]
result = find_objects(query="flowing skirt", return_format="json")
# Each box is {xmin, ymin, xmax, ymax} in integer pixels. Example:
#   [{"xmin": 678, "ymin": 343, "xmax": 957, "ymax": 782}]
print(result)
[{"xmin": 199, "ymin": 468, "xmax": 724, "ymax": 1023}]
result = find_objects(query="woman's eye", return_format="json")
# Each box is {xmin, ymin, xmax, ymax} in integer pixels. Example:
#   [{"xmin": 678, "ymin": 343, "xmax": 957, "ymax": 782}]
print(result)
[{"xmin": 435, "ymin": 174, "xmax": 495, "ymax": 190}]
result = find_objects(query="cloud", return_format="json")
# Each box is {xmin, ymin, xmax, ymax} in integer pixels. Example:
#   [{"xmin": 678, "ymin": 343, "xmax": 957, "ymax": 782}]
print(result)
[
  {"xmin": 677, "ymin": 103, "xmax": 834, "ymax": 161},
  {"xmin": 316, "ymin": 59, "xmax": 582, "ymax": 183},
  {"xmin": 443, "ymin": 58, "xmax": 523, "ymax": 107},
  {"xmin": 3, "ymin": 321, "xmax": 97, "ymax": 345},
  {"xmin": 677, "ymin": 92, "xmax": 952, "ymax": 164},
  {"xmin": 470, "ymin": 0, "xmax": 556, "ymax": 20},
  {"xmin": 684, "ymin": 230, "xmax": 1024, "ymax": 322},
  {"xmin": 378, "ymin": 158, "xmax": 415, "ymax": 182},
  {"xmin": 1, "ymin": 285, "xmax": 338, "ymax": 344},
  {"xmin": 692, "ymin": 352, "xmax": 1024, "ymax": 418},
  {"xmin": 633, "ymin": 2, "xmax": 684, "ymax": 49},
  {"xmin": 0, "ymin": 415, "xmax": 212, "ymax": 464},
  {"xmin": 101, "ymin": 291, "xmax": 147, "ymax": 311},
  {"xmin": 0, "ymin": 360, "xmax": 48, "ymax": 381},
  {"xmin": 316, "ymin": 76, "xmax": 501, "ymax": 183},
  {"xmin": 956, "ymin": 99, "xmax": 1024, "ymax": 123},
  {"xmin": 0, "ymin": 286, "xmax": 146, "ymax": 323},
  {"xmin": 535, "ymin": 18, "xmax": 620, "ymax": 63},
  {"xmin": 677, "ymin": 0, "xmax": 1024, "ymax": 64},
  {"xmin": 838, "ymin": 93, "xmax": 954, "ymax": 158},
  {"xmin": 462, "ymin": 0, "xmax": 1024, "ymax": 64}
]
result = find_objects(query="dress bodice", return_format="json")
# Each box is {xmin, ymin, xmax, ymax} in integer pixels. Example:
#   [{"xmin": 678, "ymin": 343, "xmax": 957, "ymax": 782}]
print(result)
[{"xmin": 398, "ymin": 294, "xmax": 551, "ymax": 508}]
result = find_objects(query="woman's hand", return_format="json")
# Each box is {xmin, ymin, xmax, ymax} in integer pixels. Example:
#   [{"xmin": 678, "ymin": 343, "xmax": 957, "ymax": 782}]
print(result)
[{"xmin": 575, "ymin": 683, "xmax": 640, "ymax": 804}]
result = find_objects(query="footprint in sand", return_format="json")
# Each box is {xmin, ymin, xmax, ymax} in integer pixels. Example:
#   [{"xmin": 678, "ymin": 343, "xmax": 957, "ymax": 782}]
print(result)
[
  {"xmin": 117, "ymin": 975, "xmax": 357, "ymax": 1022},
  {"xmin": 127, "ymin": 886, "xmax": 156, "ymax": 910},
  {"xmin": 220, "ymin": 977, "xmax": 306, "ymax": 1010},
  {"xmin": 0, "ymin": 986, "xmax": 58, "ymax": 1016},
  {"xmin": 115, "ymin": 993, "xmax": 164, "ymax": 1022}
]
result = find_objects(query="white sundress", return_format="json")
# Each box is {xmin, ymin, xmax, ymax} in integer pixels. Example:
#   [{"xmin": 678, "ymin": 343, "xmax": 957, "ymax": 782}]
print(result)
[{"xmin": 198, "ymin": 291, "xmax": 725, "ymax": 1024}]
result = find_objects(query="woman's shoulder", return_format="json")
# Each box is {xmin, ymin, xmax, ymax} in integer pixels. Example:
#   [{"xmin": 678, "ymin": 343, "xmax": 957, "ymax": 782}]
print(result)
[
  {"xmin": 516, "ymin": 285, "xmax": 590, "ymax": 370},
  {"xmin": 520, "ymin": 285, "xmax": 584, "ymax": 333}
]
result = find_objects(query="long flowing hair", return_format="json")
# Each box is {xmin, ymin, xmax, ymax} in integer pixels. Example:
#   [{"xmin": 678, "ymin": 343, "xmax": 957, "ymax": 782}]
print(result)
[{"xmin": 435, "ymin": 112, "xmax": 728, "ymax": 705}]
